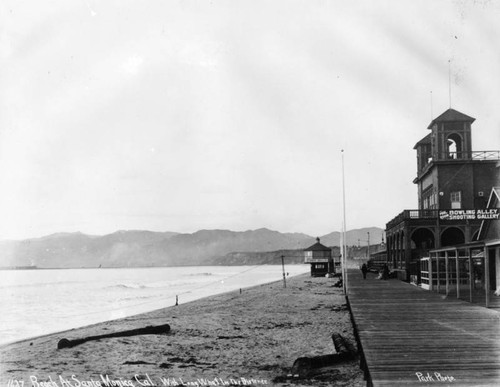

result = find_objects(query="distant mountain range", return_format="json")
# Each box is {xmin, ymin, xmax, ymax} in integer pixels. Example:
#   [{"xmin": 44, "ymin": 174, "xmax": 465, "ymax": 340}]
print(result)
[{"xmin": 0, "ymin": 227, "xmax": 384, "ymax": 268}]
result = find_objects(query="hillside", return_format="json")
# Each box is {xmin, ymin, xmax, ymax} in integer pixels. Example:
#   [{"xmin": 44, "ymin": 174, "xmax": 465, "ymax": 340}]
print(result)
[{"xmin": 0, "ymin": 227, "xmax": 384, "ymax": 268}]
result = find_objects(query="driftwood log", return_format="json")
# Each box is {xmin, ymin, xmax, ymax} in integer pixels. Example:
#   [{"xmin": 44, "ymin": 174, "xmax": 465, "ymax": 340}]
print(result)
[
  {"xmin": 331, "ymin": 332, "xmax": 356, "ymax": 358},
  {"xmin": 290, "ymin": 333, "xmax": 356, "ymax": 377},
  {"xmin": 57, "ymin": 323, "xmax": 171, "ymax": 349}
]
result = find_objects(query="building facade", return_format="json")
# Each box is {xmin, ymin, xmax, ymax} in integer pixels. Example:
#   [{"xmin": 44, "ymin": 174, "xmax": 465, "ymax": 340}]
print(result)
[
  {"xmin": 385, "ymin": 108, "xmax": 500, "ymax": 282},
  {"xmin": 304, "ymin": 237, "xmax": 333, "ymax": 277}
]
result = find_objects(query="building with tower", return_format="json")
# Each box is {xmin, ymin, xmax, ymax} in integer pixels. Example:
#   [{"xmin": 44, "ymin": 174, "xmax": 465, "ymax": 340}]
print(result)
[{"xmin": 385, "ymin": 108, "xmax": 500, "ymax": 287}]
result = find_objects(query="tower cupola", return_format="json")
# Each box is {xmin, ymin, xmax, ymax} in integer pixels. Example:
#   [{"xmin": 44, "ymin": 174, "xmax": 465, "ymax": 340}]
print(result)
[{"xmin": 427, "ymin": 108, "xmax": 475, "ymax": 161}]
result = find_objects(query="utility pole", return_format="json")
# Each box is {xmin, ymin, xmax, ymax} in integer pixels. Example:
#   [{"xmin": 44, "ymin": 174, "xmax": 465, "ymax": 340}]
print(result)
[
  {"xmin": 367, "ymin": 232, "xmax": 370, "ymax": 260},
  {"xmin": 281, "ymin": 255, "xmax": 287, "ymax": 288},
  {"xmin": 341, "ymin": 149, "xmax": 347, "ymax": 295}
]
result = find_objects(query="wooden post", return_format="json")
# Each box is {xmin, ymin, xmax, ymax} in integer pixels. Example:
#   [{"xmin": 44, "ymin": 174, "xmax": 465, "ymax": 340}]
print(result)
[
  {"xmin": 367, "ymin": 232, "xmax": 370, "ymax": 260},
  {"xmin": 468, "ymin": 248, "xmax": 473, "ymax": 303},
  {"xmin": 456, "ymin": 249, "xmax": 460, "ymax": 299},
  {"xmin": 485, "ymin": 247, "xmax": 490, "ymax": 308},
  {"xmin": 281, "ymin": 255, "xmax": 286, "ymax": 288},
  {"xmin": 445, "ymin": 251, "xmax": 449, "ymax": 296},
  {"xmin": 497, "ymin": 247, "xmax": 500, "ymax": 296},
  {"xmin": 436, "ymin": 254, "xmax": 440, "ymax": 294},
  {"xmin": 429, "ymin": 253, "xmax": 433, "ymax": 291}
]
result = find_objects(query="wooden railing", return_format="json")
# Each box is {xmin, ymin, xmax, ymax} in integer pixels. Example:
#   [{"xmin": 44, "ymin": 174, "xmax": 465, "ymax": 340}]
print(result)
[
  {"xmin": 417, "ymin": 150, "xmax": 500, "ymax": 181},
  {"xmin": 386, "ymin": 209, "xmax": 439, "ymax": 229},
  {"xmin": 431, "ymin": 150, "xmax": 500, "ymax": 162}
]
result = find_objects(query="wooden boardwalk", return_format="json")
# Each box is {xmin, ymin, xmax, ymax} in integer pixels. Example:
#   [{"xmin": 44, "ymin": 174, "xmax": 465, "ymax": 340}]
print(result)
[{"xmin": 347, "ymin": 269, "xmax": 500, "ymax": 386}]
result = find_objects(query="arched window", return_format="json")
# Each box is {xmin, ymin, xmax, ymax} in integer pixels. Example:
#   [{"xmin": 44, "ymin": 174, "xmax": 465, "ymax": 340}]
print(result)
[
  {"xmin": 411, "ymin": 228, "xmax": 435, "ymax": 250},
  {"xmin": 441, "ymin": 227, "xmax": 465, "ymax": 247},
  {"xmin": 446, "ymin": 133, "xmax": 463, "ymax": 159}
]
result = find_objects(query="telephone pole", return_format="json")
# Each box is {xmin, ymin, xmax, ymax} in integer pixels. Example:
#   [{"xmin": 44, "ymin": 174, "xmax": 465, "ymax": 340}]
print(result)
[{"xmin": 367, "ymin": 232, "xmax": 370, "ymax": 260}]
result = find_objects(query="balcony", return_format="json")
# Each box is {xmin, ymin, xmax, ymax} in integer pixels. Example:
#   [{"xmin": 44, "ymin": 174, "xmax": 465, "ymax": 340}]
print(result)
[
  {"xmin": 386, "ymin": 209, "xmax": 439, "ymax": 230},
  {"xmin": 438, "ymin": 150, "xmax": 500, "ymax": 161},
  {"xmin": 416, "ymin": 150, "xmax": 500, "ymax": 182}
]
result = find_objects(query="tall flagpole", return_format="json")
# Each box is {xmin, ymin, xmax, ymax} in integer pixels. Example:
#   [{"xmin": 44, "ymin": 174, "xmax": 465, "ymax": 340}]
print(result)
[
  {"xmin": 341, "ymin": 149, "xmax": 347, "ymax": 295},
  {"xmin": 340, "ymin": 220, "xmax": 345, "ymax": 292}
]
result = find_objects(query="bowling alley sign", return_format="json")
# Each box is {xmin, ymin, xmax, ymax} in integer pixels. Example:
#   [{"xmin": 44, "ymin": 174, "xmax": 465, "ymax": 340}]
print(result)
[{"xmin": 439, "ymin": 209, "xmax": 500, "ymax": 221}]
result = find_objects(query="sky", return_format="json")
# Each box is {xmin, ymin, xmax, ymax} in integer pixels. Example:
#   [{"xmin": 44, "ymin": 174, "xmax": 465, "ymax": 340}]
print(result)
[{"xmin": 1, "ymin": 0, "xmax": 500, "ymax": 241}]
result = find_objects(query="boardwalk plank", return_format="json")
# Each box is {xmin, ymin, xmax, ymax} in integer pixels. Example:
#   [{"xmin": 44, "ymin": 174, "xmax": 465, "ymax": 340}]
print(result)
[{"xmin": 347, "ymin": 269, "xmax": 500, "ymax": 386}]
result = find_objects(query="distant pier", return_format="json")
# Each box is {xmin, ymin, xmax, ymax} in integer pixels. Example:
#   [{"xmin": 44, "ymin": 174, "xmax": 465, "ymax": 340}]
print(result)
[{"xmin": 0, "ymin": 266, "xmax": 38, "ymax": 270}]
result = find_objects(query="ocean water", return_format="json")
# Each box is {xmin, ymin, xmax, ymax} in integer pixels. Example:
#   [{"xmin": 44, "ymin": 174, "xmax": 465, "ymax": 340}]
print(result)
[{"xmin": 0, "ymin": 265, "xmax": 308, "ymax": 345}]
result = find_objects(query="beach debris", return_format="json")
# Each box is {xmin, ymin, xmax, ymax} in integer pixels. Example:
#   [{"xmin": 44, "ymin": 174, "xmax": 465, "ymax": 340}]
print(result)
[
  {"xmin": 331, "ymin": 304, "xmax": 348, "ymax": 312},
  {"xmin": 288, "ymin": 333, "xmax": 356, "ymax": 378},
  {"xmin": 57, "ymin": 323, "xmax": 171, "ymax": 349},
  {"xmin": 331, "ymin": 333, "xmax": 356, "ymax": 357},
  {"xmin": 160, "ymin": 356, "xmax": 215, "ymax": 369},
  {"xmin": 123, "ymin": 360, "xmax": 155, "ymax": 365},
  {"xmin": 217, "ymin": 335, "xmax": 245, "ymax": 339},
  {"xmin": 310, "ymin": 303, "xmax": 326, "ymax": 311},
  {"xmin": 333, "ymin": 278, "xmax": 343, "ymax": 288},
  {"xmin": 290, "ymin": 355, "xmax": 340, "ymax": 378}
]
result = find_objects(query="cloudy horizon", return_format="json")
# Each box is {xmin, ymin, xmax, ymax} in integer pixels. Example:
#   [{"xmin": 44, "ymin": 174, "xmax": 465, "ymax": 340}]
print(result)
[{"xmin": 1, "ymin": 0, "xmax": 500, "ymax": 240}]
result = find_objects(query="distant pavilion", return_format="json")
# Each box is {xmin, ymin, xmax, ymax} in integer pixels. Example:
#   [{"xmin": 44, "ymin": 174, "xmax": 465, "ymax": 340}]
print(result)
[{"xmin": 304, "ymin": 237, "xmax": 333, "ymax": 277}]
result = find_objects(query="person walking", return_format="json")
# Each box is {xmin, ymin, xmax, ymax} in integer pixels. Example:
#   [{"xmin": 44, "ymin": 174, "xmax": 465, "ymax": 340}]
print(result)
[
  {"xmin": 382, "ymin": 264, "xmax": 389, "ymax": 280},
  {"xmin": 361, "ymin": 263, "xmax": 368, "ymax": 279}
]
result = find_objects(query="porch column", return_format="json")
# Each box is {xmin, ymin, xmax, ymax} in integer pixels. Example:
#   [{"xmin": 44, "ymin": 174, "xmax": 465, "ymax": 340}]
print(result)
[
  {"xmin": 445, "ymin": 251, "xmax": 449, "ymax": 296},
  {"xmin": 436, "ymin": 254, "xmax": 440, "ymax": 294},
  {"xmin": 397, "ymin": 234, "xmax": 401, "ymax": 269},
  {"xmin": 455, "ymin": 249, "xmax": 460, "ymax": 299},
  {"xmin": 405, "ymin": 231, "xmax": 412, "ymax": 281},
  {"xmin": 468, "ymin": 248, "xmax": 473, "ymax": 303},
  {"xmin": 429, "ymin": 253, "xmax": 433, "ymax": 292},
  {"xmin": 497, "ymin": 247, "xmax": 500, "ymax": 295},
  {"xmin": 485, "ymin": 246, "xmax": 490, "ymax": 308}
]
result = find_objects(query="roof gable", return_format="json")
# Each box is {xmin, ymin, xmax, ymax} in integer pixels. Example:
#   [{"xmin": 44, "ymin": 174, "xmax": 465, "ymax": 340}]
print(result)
[
  {"xmin": 304, "ymin": 238, "xmax": 331, "ymax": 251},
  {"xmin": 414, "ymin": 133, "xmax": 431, "ymax": 149},
  {"xmin": 427, "ymin": 108, "xmax": 475, "ymax": 129}
]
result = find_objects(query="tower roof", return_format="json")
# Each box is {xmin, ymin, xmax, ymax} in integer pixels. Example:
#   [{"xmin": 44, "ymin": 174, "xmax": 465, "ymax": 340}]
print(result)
[
  {"xmin": 413, "ymin": 133, "xmax": 431, "ymax": 149},
  {"xmin": 427, "ymin": 108, "xmax": 475, "ymax": 129},
  {"xmin": 304, "ymin": 237, "xmax": 331, "ymax": 252}
]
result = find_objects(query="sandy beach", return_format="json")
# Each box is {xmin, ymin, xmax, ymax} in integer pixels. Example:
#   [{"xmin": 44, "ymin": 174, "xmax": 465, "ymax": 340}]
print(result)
[{"xmin": 0, "ymin": 273, "xmax": 364, "ymax": 387}]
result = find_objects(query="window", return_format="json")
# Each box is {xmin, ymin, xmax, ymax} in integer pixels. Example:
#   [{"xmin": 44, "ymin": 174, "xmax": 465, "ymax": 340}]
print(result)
[
  {"xmin": 430, "ymin": 192, "xmax": 436, "ymax": 207},
  {"xmin": 422, "ymin": 186, "xmax": 437, "ymax": 210},
  {"xmin": 447, "ymin": 133, "xmax": 463, "ymax": 159},
  {"xmin": 450, "ymin": 191, "xmax": 461, "ymax": 209}
]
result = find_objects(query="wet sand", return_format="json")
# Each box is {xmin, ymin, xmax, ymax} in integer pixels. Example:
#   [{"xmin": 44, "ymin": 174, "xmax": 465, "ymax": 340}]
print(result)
[{"xmin": 0, "ymin": 273, "xmax": 364, "ymax": 386}]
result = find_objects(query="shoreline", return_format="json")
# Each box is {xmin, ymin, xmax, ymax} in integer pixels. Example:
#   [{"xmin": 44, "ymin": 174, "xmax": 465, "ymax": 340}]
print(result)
[
  {"xmin": 0, "ymin": 273, "xmax": 364, "ymax": 386},
  {"xmin": 0, "ymin": 265, "xmax": 310, "ymax": 347},
  {"xmin": 0, "ymin": 274, "xmax": 299, "ymax": 349}
]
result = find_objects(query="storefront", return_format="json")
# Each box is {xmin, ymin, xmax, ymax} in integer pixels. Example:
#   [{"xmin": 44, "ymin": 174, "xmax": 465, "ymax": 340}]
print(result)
[{"xmin": 421, "ymin": 188, "xmax": 500, "ymax": 307}]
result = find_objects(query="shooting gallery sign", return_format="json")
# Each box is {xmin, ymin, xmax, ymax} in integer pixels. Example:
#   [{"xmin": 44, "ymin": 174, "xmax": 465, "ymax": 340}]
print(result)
[{"xmin": 439, "ymin": 209, "xmax": 500, "ymax": 221}]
